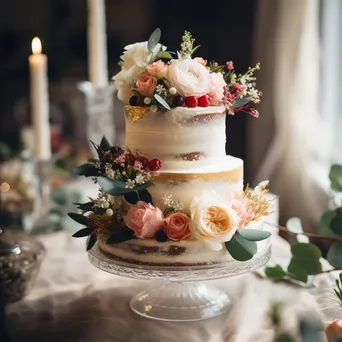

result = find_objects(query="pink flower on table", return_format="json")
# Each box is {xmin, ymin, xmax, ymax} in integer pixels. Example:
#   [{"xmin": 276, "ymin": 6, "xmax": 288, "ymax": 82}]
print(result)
[
  {"xmin": 194, "ymin": 57, "xmax": 207, "ymax": 66},
  {"xmin": 226, "ymin": 61, "xmax": 234, "ymax": 70},
  {"xmin": 124, "ymin": 201, "xmax": 164, "ymax": 238},
  {"xmin": 208, "ymin": 72, "xmax": 226, "ymax": 106},
  {"xmin": 231, "ymin": 198, "xmax": 255, "ymax": 228},
  {"xmin": 164, "ymin": 212, "xmax": 191, "ymax": 241},
  {"xmin": 135, "ymin": 73, "xmax": 157, "ymax": 97},
  {"xmin": 146, "ymin": 60, "xmax": 168, "ymax": 78}
]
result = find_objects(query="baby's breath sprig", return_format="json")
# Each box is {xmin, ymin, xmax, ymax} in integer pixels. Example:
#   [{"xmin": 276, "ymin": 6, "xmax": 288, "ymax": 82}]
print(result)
[{"xmin": 179, "ymin": 30, "xmax": 201, "ymax": 58}]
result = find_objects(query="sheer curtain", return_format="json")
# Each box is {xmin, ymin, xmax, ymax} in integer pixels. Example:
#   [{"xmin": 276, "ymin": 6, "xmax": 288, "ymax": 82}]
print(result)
[{"xmin": 247, "ymin": 0, "xmax": 341, "ymax": 232}]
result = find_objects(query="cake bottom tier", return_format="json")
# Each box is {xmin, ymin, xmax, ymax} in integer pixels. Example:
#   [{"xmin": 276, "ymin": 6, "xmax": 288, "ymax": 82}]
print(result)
[{"xmin": 97, "ymin": 220, "xmax": 267, "ymax": 266}]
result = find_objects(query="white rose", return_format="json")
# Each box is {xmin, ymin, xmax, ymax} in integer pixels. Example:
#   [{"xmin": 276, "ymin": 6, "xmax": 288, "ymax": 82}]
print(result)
[
  {"xmin": 190, "ymin": 190, "xmax": 239, "ymax": 251},
  {"xmin": 113, "ymin": 42, "xmax": 166, "ymax": 103},
  {"xmin": 167, "ymin": 58, "xmax": 212, "ymax": 97}
]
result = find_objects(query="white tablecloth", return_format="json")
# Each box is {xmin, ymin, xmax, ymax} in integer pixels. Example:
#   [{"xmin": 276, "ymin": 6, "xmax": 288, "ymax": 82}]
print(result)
[{"xmin": 6, "ymin": 193, "xmax": 331, "ymax": 342}]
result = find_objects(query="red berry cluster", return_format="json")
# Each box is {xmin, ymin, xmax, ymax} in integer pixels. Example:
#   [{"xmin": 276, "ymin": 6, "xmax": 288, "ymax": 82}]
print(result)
[
  {"xmin": 174, "ymin": 95, "xmax": 211, "ymax": 108},
  {"xmin": 124, "ymin": 154, "xmax": 162, "ymax": 171}
]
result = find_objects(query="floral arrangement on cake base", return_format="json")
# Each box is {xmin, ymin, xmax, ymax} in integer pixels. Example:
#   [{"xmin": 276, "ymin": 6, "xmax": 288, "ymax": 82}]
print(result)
[
  {"xmin": 69, "ymin": 137, "xmax": 273, "ymax": 261},
  {"xmin": 114, "ymin": 28, "xmax": 262, "ymax": 120}
]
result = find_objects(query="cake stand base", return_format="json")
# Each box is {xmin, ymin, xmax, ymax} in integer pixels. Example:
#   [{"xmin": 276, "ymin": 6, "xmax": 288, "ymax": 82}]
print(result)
[{"xmin": 130, "ymin": 281, "xmax": 231, "ymax": 322}]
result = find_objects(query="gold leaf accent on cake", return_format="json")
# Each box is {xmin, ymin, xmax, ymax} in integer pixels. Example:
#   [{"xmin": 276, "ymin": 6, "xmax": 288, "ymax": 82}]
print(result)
[
  {"xmin": 124, "ymin": 106, "xmax": 150, "ymax": 122},
  {"xmin": 180, "ymin": 152, "xmax": 203, "ymax": 161},
  {"xmin": 156, "ymin": 166, "xmax": 243, "ymax": 184}
]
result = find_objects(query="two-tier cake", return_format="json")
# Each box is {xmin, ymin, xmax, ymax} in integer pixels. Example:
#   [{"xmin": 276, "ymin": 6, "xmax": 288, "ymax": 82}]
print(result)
[{"xmin": 69, "ymin": 29, "xmax": 273, "ymax": 265}]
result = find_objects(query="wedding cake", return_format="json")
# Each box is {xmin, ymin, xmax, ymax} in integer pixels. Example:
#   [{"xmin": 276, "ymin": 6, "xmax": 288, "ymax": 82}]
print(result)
[{"xmin": 70, "ymin": 29, "xmax": 273, "ymax": 265}]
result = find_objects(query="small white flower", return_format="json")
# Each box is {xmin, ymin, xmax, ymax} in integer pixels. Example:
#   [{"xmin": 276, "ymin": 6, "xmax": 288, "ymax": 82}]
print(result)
[
  {"xmin": 156, "ymin": 84, "xmax": 166, "ymax": 95},
  {"xmin": 162, "ymin": 193, "xmax": 173, "ymax": 207},
  {"xmin": 125, "ymin": 179, "xmax": 136, "ymax": 189},
  {"xmin": 105, "ymin": 167, "xmax": 115, "ymax": 179},
  {"xmin": 135, "ymin": 174, "xmax": 145, "ymax": 184}
]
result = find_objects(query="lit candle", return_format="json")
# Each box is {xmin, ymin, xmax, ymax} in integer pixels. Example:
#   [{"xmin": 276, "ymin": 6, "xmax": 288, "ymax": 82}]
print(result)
[
  {"xmin": 28, "ymin": 37, "xmax": 51, "ymax": 161},
  {"xmin": 87, "ymin": 0, "xmax": 108, "ymax": 87}
]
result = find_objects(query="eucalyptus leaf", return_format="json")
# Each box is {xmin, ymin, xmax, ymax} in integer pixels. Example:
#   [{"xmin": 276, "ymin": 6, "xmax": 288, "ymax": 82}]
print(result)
[
  {"xmin": 327, "ymin": 242, "xmax": 342, "ymax": 268},
  {"xmin": 329, "ymin": 164, "xmax": 342, "ymax": 191},
  {"xmin": 86, "ymin": 234, "xmax": 97, "ymax": 251},
  {"xmin": 158, "ymin": 51, "xmax": 173, "ymax": 59},
  {"xmin": 225, "ymin": 234, "xmax": 257, "ymax": 261},
  {"xmin": 100, "ymin": 136, "xmax": 113, "ymax": 150},
  {"xmin": 67, "ymin": 213, "xmax": 87, "ymax": 225},
  {"xmin": 231, "ymin": 96, "xmax": 253, "ymax": 109},
  {"xmin": 72, "ymin": 163, "xmax": 98, "ymax": 177},
  {"xmin": 97, "ymin": 177, "xmax": 130, "ymax": 196},
  {"xmin": 147, "ymin": 28, "xmax": 161, "ymax": 52},
  {"xmin": 265, "ymin": 265, "xmax": 287, "ymax": 279},
  {"xmin": 319, "ymin": 210, "xmax": 338, "ymax": 236},
  {"xmin": 154, "ymin": 94, "xmax": 171, "ymax": 110},
  {"xmin": 286, "ymin": 217, "xmax": 309, "ymax": 243},
  {"xmin": 237, "ymin": 229, "xmax": 271, "ymax": 241},
  {"xmin": 124, "ymin": 189, "xmax": 152, "ymax": 205},
  {"xmin": 106, "ymin": 229, "xmax": 135, "ymax": 244},
  {"xmin": 72, "ymin": 227, "xmax": 93, "ymax": 238},
  {"xmin": 330, "ymin": 208, "xmax": 342, "ymax": 235}
]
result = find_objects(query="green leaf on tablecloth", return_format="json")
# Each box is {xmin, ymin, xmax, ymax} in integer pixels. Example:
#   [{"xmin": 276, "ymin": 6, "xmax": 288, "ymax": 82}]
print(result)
[
  {"xmin": 265, "ymin": 265, "xmax": 287, "ymax": 279},
  {"xmin": 237, "ymin": 229, "xmax": 271, "ymax": 241},
  {"xmin": 327, "ymin": 242, "xmax": 342, "ymax": 268},
  {"xmin": 148, "ymin": 28, "xmax": 161, "ymax": 52},
  {"xmin": 318, "ymin": 210, "xmax": 338, "ymax": 236},
  {"xmin": 100, "ymin": 136, "xmax": 113, "ymax": 150},
  {"xmin": 330, "ymin": 208, "xmax": 342, "ymax": 236},
  {"xmin": 86, "ymin": 234, "xmax": 97, "ymax": 251},
  {"xmin": 329, "ymin": 164, "xmax": 342, "ymax": 191},
  {"xmin": 72, "ymin": 227, "xmax": 94, "ymax": 237},
  {"xmin": 225, "ymin": 233, "xmax": 257, "ymax": 261},
  {"xmin": 106, "ymin": 229, "xmax": 135, "ymax": 244},
  {"xmin": 72, "ymin": 163, "xmax": 98, "ymax": 177},
  {"xmin": 124, "ymin": 189, "xmax": 152, "ymax": 205},
  {"xmin": 231, "ymin": 96, "xmax": 253, "ymax": 109},
  {"xmin": 154, "ymin": 94, "xmax": 171, "ymax": 110},
  {"xmin": 74, "ymin": 202, "xmax": 95, "ymax": 211},
  {"xmin": 67, "ymin": 213, "xmax": 87, "ymax": 225},
  {"xmin": 287, "ymin": 243, "xmax": 322, "ymax": 280}
]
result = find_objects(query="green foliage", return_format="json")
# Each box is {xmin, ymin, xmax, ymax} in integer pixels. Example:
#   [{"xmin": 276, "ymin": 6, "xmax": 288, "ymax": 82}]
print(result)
[
  {"xmin": 319, "ymin": 210, "xmax": 338, "ymax": 236},
  {"xmin": 327, "ymin": 242, "xmax": 342, "ymax": 268},
  {"xmin": 329, "ymin": 164, "xmax": 342, "ymax": 191},
  {"xmin": 157, "ymin": 51, "xmax": 173, "ymax": 60},
  {"xmin": 72, "ymin": 227, "xmax": 94, "ymax": 237},
  {"xmin": 209, "ymin": 61, "xmax": 224, "ymax": 73},
  {"xmin": 330, "ymin": 208, "xmax": 342, "ymax": 235},
  {"xmin": 72, "ymin": 162, "xmax": 98, "ymax": 177},
  {"xmin": 225, "ymin": 234, "xmax": 257, "ymax": 261},
  {"xmin": 231, "ymin": 96, "xmax": 253, "ymax": 109},
  {"xmin": 154, "ymin": 94, "xmax": 171, "ymax": 110},
  {"xmin": 237, "ymin": 229, "xmax": 271, "ymax": 241},
  {"xmin": 124, "ymin": 189, "xmax": 152, "ymax": 205},
  {"xmin": 106, "ymin": 229, "xmax": 135, "ymax": 244},
  {"xmin": 333, "ymin": 273, "xmax": 342, "ymax": 307},
  {"xmin": 264, "ymin": 265, "xmax": 287, "ymax": 279},
  {"xmin": 100, "ymin": 136, "xmax": 113, "ymax": 150},
  {"xmin": 148, "ymin": 28, "xmax": 161, "ymax": 52},
  {"xmin": 67, "ymin": 213, "xmax": 87, "ymax": 225},
  {"xmin": 74, "ymin": 202, "xmax": 95, "ymax": 211},
  {"xmin": 86, "ymin": 234, "xmax": 97, "ymax": 251}
]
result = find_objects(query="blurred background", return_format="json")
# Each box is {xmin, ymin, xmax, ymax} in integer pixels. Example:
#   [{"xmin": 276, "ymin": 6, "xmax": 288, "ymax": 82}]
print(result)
[{"xmin": 0, "ymin": 0, "xmax": 341, "ymax": 232}]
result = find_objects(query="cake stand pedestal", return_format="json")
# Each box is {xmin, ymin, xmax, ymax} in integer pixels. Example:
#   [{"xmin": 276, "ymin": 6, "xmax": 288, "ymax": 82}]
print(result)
[{"xmin": 88, "ymin": 238, "xmax": 271, "ymax": 322}]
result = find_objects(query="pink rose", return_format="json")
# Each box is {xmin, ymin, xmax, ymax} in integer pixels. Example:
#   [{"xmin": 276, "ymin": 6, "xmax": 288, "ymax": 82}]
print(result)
[
  {"xmin": 164, "ymin": 212, "xmax": 191, "ymax": 241},
  {"xmin": 135, "ymin": 73, "xmax": 157, "ymax": 97},
  {"xmin": 194, "ymin": 57, "xmax": 207, "ymax": 66},
  {"xmin": 146, "ymin": 60, "xmax": 168, "ymax": 78},
  {"xmin": 124, "ymin": 201, "xmax": 164, "ymax": 238},
  {"xmin": 167, "ymin": 58, "xmax": 212, "ymax": 97},
  {"xmin": 231, "ymin": 198, "xmax": 255, "ymax": 228},
  {"xmin": 208, "ymin": 72, "xmax": 226, "ymax": 106},
  {"xmin": 226, "ymin": 61, "xmax": 234, "ymax": 70}
]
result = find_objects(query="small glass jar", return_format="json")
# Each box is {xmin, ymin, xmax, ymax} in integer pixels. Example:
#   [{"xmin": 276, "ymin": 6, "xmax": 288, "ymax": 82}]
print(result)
[{"xmin": 0, "ymin": 229, "xmax": 45, "ymax": 304}]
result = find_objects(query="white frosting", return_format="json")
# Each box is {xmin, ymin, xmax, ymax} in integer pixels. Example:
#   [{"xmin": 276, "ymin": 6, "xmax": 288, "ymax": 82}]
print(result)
[
  {"xmin": 125, "ymin": 106, "xmax": 227, "ymax": 164},
  {"xmin": 98, "ymin": 219, "xmax": 267, "ymax": 265}
]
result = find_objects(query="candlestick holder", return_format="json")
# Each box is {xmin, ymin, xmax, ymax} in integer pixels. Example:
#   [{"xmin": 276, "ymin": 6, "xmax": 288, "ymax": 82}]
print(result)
[{"xmin": 78, "ymin": 82, "xmax": 116, "ymax": 154}]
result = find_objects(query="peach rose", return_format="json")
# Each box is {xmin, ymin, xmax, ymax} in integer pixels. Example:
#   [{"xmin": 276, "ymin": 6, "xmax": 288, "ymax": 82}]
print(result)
[
  {"xmin": 135, "ymin": 73, "xmax": 157, "ymax": 97},
  {"xmin": 190, "ymin": 191, "xmax": 239, "ymax": 251},
  {"xmin": 164, "ymin": 212, "xmax": 191, "ymax": 241},
  {"xmin": 146, "ymin": 60, "xmax": 168, "ymax": 78},
  {"xmin": 167, "ymin": 58, "xmax": 212, "ymax": 97},
  {"xmin": 208, "ymin": 72, "xmax": 226, "ymax": 106},
  {"xmin": 194, "ymin": 57, "xmax": 207, "ymax": 66},
  {"xmin": 124, "ymin": 201, "xmax": 164, "ymax": 238}
]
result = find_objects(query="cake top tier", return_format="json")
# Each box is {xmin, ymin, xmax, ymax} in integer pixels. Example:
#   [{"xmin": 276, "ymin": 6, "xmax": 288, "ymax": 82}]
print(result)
[{"xmin": 113, "ymin": 29, "xmax": 262, "ymax": 118}]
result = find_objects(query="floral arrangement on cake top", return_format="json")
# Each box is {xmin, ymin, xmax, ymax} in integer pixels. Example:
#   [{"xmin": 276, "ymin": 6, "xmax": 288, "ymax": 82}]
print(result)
[
  {"xmin": 113, "ymin": 28, "xmax": 262, "ymax": 117},
  {"xmin": 69, "ymin": 137, "xmax": 274, "ymax": 262}
]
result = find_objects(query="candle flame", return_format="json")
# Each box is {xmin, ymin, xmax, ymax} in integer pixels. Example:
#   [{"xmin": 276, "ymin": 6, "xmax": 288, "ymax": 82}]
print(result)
[{"xmin": 32, "ymin": 37, "xmax": 42, "ymax": 55}]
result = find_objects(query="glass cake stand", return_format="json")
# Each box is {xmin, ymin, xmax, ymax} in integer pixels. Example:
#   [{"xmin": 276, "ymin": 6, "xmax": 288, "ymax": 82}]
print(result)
[{"xmin": 88, "ymin": 238, "xmax": 271, "ymax": 322}]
